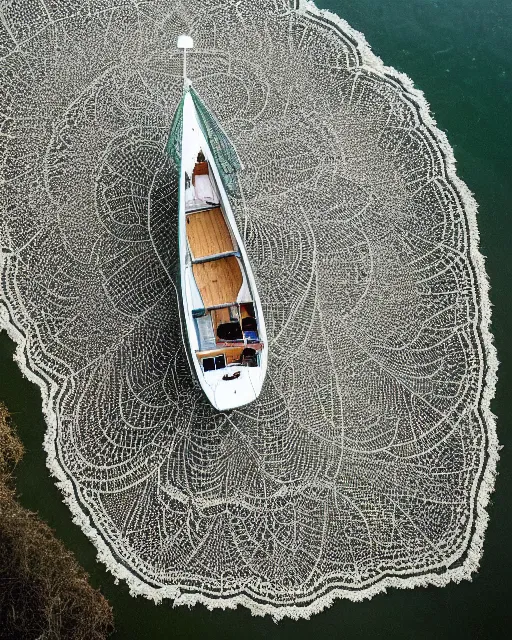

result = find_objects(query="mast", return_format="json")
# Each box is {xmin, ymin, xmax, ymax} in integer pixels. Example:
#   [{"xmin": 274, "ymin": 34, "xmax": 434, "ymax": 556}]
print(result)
[{"xmin": 177, "ymin": 34, "xmax": 193, "ymax": 88}]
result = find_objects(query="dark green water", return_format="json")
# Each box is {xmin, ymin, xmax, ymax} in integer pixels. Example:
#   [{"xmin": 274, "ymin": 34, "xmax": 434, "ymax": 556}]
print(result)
[{"xmin": 1, "ymin": 1, "xmax": 511, "ymax": 637}]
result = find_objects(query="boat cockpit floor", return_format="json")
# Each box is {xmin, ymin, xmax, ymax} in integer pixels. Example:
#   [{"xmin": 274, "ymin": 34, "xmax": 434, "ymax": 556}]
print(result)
[
  {"xmin": 186, "ymin": 207, "xmax": 234, "ymax": 259},
  {"xmin": 192, "ymin": 256, "xmax": 243, "ymax": 308}
]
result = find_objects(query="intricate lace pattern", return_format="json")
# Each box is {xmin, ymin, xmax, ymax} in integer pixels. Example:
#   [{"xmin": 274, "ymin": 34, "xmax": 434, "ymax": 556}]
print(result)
[{"xmin": 0, "ymin": 0, "xmax": 497, "ymax": 618}]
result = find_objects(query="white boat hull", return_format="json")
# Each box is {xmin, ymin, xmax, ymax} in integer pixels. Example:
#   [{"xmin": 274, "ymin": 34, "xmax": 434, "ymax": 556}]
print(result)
[{"xmin": 178, "ymin": 91, "xmax": 267, "ymax": 411}]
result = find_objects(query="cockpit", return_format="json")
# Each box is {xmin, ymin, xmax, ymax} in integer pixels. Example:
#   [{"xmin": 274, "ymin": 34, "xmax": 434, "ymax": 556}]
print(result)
[{"xmin": 182, "ymin": 151, "xmax": 264, "ymax": 375}]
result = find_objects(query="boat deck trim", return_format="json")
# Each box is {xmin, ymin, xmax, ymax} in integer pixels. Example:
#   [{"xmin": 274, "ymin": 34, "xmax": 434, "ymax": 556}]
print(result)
[{"xmin": 192, "ymin": 250, "xmax": 239, "ymax": 265}]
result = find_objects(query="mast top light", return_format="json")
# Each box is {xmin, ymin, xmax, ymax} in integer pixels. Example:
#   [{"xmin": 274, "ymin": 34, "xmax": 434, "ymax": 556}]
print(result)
[{"xmin": 177, "ymin": 35, "xmax": 193, "ymax": 49}]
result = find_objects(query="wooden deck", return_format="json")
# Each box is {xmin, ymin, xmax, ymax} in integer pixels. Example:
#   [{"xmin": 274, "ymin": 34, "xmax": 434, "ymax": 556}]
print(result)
[
  {"xmin": 196, "ymin": 346, "xmax": 244, "ymax": 365},
  {"xmin": 211, "ymin": 307, "xmax": 231, "ymax": 333},
  {"xmin": 192, "ymin": 256, "xmax": 243, "ymax": 308},
  {"xmin": 196, "ymin": 342, "xmax": 263, "ymax": 365},
  {"xmin": 186, "ymin": 207, "xmax": 234, "ymax": 259}
]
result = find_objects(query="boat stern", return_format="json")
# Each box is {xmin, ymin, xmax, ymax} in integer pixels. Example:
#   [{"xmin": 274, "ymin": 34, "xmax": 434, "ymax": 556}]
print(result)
[{"xmin": 201, "ymin": 365, "xmax": 264, "ymax": 411}]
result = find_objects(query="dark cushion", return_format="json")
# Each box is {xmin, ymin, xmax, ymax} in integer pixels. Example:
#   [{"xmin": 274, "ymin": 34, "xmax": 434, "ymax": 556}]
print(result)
[
  {"xmin": 242, "ymin": 316, "xmax": 257, "ymax": 332},
  {"xmin": 217, "ymin": 322, "xmax": 243, "ymax": 341}
]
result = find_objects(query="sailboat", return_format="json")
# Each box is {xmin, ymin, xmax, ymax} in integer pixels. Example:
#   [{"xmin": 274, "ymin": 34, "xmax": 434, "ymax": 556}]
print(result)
[{"xmin": 166, "ymin": 35, "xmax": 268, "ymax": 411}]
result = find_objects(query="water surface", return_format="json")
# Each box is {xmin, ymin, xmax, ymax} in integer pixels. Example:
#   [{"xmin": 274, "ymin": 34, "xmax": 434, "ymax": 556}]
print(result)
[{"xmin": 1, "ymin": 1, "xmax": 511, "ymax": 637}]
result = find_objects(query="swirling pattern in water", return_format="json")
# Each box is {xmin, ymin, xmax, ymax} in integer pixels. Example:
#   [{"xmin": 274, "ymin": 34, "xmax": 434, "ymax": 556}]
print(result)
[{"xmin": 0, "ymin": 0, "xmax": 497, "ymax": 619}]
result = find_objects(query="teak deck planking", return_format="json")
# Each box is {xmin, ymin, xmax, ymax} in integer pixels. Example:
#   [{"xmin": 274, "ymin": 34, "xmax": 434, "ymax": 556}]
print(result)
[
  {"xmin": 186, "ymin": 207, "xmax": 234, "ymax": 259},
  {"xmin": 192, "ymin": 256, "xmax": 243, "ymax": 308}
]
